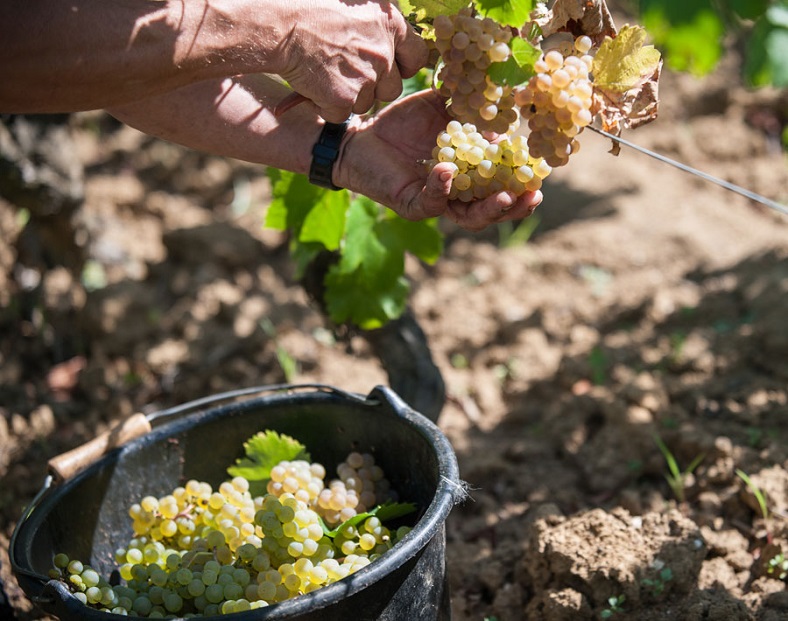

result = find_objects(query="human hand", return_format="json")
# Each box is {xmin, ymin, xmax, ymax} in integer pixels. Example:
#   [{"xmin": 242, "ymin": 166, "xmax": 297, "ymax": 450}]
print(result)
[
  {"xmin": 273, "ymin": 0, "xmax": 427, "ymax": 123},
  {"xmin": 334, "ymin": 90, "xmax": 543, "ymax": 231}
]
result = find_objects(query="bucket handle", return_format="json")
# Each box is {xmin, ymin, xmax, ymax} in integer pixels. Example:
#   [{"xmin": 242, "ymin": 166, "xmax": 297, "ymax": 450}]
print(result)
[{"xmin": 47, "ymin": 383, "xmax": 371, "ymax": 482}]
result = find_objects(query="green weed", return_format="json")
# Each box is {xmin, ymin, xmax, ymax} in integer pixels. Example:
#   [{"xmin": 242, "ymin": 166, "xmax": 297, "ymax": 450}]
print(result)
[
  {"xmin": 654, "ymin": 434, "xmax": 704, "ymax": 504},
  {"xmin": 588, "ymin": 346, "xmax": 608, "ymax": 386},
  {"xmin": 767, "ymin": 553, "xmax": 788, "ymax": 580},
  {"xmin": 735, "ymin": 468, "xmax": 772, "ymax": 543},
  {"xmin": 600, "ymin": 594, "xmax": 626, "ymax": 618},
  {"xmin": 260, "ymin": 318, "xmax": 299, "ymax": 382},
  {"xmin": 497, "ymin": 215, "xmax": 540, "ymax": 248},
  {"xmin": 642, "ymin": 566, "xmax": 673, "ymax": 597}
]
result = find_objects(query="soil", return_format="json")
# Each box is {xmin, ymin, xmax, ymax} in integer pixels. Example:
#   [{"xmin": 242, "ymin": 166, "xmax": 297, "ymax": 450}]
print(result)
[{"xmin": 2, "ymin": 20, "xmax": 788, "ymax": 621}]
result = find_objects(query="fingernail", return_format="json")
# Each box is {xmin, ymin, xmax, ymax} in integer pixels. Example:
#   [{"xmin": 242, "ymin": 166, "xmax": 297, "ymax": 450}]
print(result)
[
  {"xmin": 439, "ymin": 171, "xmax": 453, "ymax": 183},
  {"xmin": 500, "ymin": 193, "xmax": 516, "ymax": 212}
]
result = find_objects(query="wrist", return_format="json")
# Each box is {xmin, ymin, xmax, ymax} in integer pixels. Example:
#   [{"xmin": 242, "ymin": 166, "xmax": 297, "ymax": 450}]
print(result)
[
  {"xmin": 309, "ymin": 118, "xmax": 351, "ymax": 190},
  {"xmin": 329, "ymin": 117, "xmax": 359, "ymax": 193}
]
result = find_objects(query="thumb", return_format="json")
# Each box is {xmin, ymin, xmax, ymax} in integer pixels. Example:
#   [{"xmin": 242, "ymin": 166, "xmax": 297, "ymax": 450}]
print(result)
[{"xmin": 411, "ymin": 162, "xmax": 453, "ymax": 219}]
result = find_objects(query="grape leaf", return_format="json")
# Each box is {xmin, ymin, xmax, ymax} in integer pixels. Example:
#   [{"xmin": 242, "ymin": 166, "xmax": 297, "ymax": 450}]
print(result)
[
  {"xmin": 320, "ymin": 501, "xmax": 418, "ymax": 538},
  {"xmin": 400, "ymin": 0, "xmax": 468, "ymax": 20},
  {"xmin": 591, "ymin": 24, "xmax": 662, "ymax": 138},
  {"xmin": 325, "ymin": 266, "xmax": 410, "ymax": 329},
  {"xmin": 227, "ymin": 430, "xmax": 309, "ymax": 485},
  {"xmin": 265, "ymin": 168, "xmax": 319, "ymax": 232},
  {"xmin": 473, "ymin": 0, "xmax": 535, "ymax": 28},
  {"xmin": 744, "ymin": 7, "xmax": 788, "ymax": 88},
  {"xmin": 730, "ymin": 0, "xmax": 769, "ymax": 20},
  {"xmin": 639, "ymin": 0, "xmax": 723, "ymax": 76},
  {"xmin": 300, "ymin": 190, "xmax": 348, "ymax": 251},
  {"xmin": 265, "ymin": 169, "xmax": 347, "ymax": 251},
  {"xmin": 592, "ymin": 25, "xmax": 662, "ymax": 92},
  {"xmin": 744, "ymin": 5, "xmax": 788, "ymax": 87},
  {"xmin": 488, "ymin": 36, "xmax": 540, "ymax": 86},
  {"xmin": 335, "ymin": 197, "xmax": 400, "ymax": 278},
  {"xmin": 379, "ymin": 210, "xmax": 443, "ymax": 265},
  {"xmin": 323, "ymin": 198, "xmax": 410, "ymax": 328}
]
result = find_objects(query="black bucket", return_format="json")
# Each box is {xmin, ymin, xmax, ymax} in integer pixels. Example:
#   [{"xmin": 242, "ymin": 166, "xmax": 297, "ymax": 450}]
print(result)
[{"xmin": 10, "ymin": 384, "xmax": 463, "ymax": 620}]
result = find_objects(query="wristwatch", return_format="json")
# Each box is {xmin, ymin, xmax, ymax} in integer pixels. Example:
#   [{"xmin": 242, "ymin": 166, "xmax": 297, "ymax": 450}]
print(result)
[{"xmin": 309, "ymin": 119, "xmax": 350, "ymax": 191}]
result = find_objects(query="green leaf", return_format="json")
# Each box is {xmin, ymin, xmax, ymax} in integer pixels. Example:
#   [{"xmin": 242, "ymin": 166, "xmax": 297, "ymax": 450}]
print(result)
[
  {"xmin": 323, "ymin": 198, "xmax": 412, "ymax": 329},
  {"xmin": 767, "ymin": 3, "xmax": 788, "ymax": 29},
  {"xmin": 300, "ymin": 189, "xmax": 349, "ymax": 251},
  {"xmin": 336, "ymin": 197, "xmax": 396, "ymax": 277},
  {"xmin": 488, "ymin": 36, "xmax": 540, "ymax": 86},
  {"xmin": 227, "ymin": 430, "xmax": 309, "ymax": 483},
  {"xmin": 289, "ymin": 242, "xmax": 324, "ymax": 280},
  {"xmin": 744, "ymin": 6, "xmax": 788, "ymax": 87},
  {"xmin": 325, "ymin": 268, "xmax": 410, "ymax": 329},
  {"xmin": 472, "ymin": 0, "xmax": 535, "ymax": 28},
  {"xmin": 403, "ymin": 0, "xmax": 468, "ymax": 20},
  {"xmin": 592, "ymin": 25, "xmax": 663, "ymax": 92},
  {"xmin": 265, "ymin": 169, "xmax": 320, "ymax": 232},
  {"xmin": 321, "ymin": 501, "xmax": 418, "ymax": 538},
  {"xmin": 380, "ymin": 212, "xmax": 443, "ymax": 265},
  {"xmin": 729, "ymin": 0, "xmax": 769, "ymax": 20},
  {"xmin": 639, "ymin": 0, "xmax": 724, "ymax": 76},
  {"xmin": 265, "ymin": 169, "xmax": 348, "ymax": 251}
]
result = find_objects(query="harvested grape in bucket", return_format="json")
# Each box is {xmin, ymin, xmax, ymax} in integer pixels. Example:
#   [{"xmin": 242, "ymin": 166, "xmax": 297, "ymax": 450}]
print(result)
[{"xmin": 48, "ymin": 431, "xmax": 416, "ymax": 616}]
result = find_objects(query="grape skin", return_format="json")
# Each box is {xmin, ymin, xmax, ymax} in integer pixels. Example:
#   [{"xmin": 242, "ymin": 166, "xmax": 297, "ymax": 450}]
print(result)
[
  {"xmin": 515, "ymin": 37, "xmax": 596, "ymax": 169},
  {"xmin": 433, "ymin": 9, "xmax": 518, "ymax": 134},
  {"xmin": 52, "ymin": 453, "xmax": 411, "ymax": 617},
  {"xmin": 426, "ymin": 121, "xmax": 546, "ymax": 201},
  {"xmin": 428, "ymin": 14, "xmax": 597, "ymax": 202}
]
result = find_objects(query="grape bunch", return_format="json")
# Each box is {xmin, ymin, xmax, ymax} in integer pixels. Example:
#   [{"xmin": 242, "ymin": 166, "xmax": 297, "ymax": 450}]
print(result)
[
  {"xmin": 426, "ymin": 3, "xmax": 603, "ymax": 203},
  {"xmin": 267, "ymin": 451, "xmax": 395, "ymax": 527},
  {"xmin": 51, "ymin": 453, "xmax": 411, "ymax": 617},
  {"xmin": 427, "ymin": 120, "xmax": 551, "ymax": 202},
  {"xmin": 432, "ymin": 8, "xmax": 519, "ymax": 134},
  {"xmin": 514, "ymin": 36, "xmax": 595, "ymax": 168}
]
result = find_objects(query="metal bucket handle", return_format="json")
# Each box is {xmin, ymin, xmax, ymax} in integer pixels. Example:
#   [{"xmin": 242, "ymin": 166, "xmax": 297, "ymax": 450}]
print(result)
[{"xmin": 10, "ymin": 383, "xmax": 377, "ymax": 596}]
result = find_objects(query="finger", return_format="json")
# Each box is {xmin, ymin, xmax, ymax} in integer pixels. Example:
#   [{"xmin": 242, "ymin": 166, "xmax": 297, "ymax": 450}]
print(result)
[
  {"xmin": 375, "ymin": 64, "xmax": 404, "ymax": 103},
  {"xmin": 498, "ymin": 191, "xmax": 543, "ymax": 222},
  {"xmin": 448, "ymin": 191, "xmax": 543, "ymax": 231},
  {"xmin": 399, "ymin": 162, "xmax": 452, "ymax": 220},
  {"xmin": 391, "ymin": 12, "xmax": 429, "ymax": 78},
  {"xmin": 352, "ymin": 81, "xmax": 378, "ymax": 115},
  {"xmin": 315, "ymin": 104, "xmax": 354, "ymax": 124}
]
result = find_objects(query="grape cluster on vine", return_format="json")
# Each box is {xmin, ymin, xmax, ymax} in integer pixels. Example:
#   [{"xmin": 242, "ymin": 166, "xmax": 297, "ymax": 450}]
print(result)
[
  {"xmin": 433, "ymin": 8, "xmax": 518, "ymax": 135},
  {"xmin": 514, "ymin": 36, "xmax": 595, "ymax": 168},
  {"xmin": 426, "ymin": 7, "xmax": 601, "ymax": 203}
]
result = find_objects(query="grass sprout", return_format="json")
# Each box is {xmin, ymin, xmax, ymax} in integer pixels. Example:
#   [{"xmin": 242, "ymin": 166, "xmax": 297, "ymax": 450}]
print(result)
[
  {"xmin": 654, "ymin": 434, "xmax": 704, "ymax": 504},
  {"xmin": 735, "ymin": 468, "xmax": 772, "ymax": 543}
]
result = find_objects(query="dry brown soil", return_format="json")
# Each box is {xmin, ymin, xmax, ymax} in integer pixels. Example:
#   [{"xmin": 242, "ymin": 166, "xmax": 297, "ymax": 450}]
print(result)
[{"xmin": 2, "ymin": 32, "xmax": 788, "ymax": 621}]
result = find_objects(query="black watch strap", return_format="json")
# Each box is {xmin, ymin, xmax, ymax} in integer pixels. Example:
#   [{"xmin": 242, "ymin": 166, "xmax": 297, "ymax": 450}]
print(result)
[{"xmin": 309, "ymin": 119, "xmax": 350, "ymax": 191}]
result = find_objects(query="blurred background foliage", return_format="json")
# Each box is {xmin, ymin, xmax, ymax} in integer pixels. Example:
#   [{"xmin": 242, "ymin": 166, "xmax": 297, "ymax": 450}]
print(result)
[{"xmin": 631, "ymin": 0, "xmax": 788, "ymax": 88}]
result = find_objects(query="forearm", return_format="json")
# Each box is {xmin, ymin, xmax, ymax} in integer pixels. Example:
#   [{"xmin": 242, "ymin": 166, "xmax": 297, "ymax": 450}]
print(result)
[
  {"xmin": 0, "ymin": 0, "xmax": 286, "ymax": 113},
  {"xmin": 107, "ymin": 75, "xmax": 323, "ymax": 175}
]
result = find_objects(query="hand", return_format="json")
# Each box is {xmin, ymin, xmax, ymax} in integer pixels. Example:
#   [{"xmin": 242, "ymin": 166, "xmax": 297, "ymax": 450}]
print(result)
[
  {"xmin": 274, "ymin": 0, "xmax": 427, "ymax": 123},
  {"xmin": 335, "ymin": 90, "xmax": 543, "ymax": 232}
]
